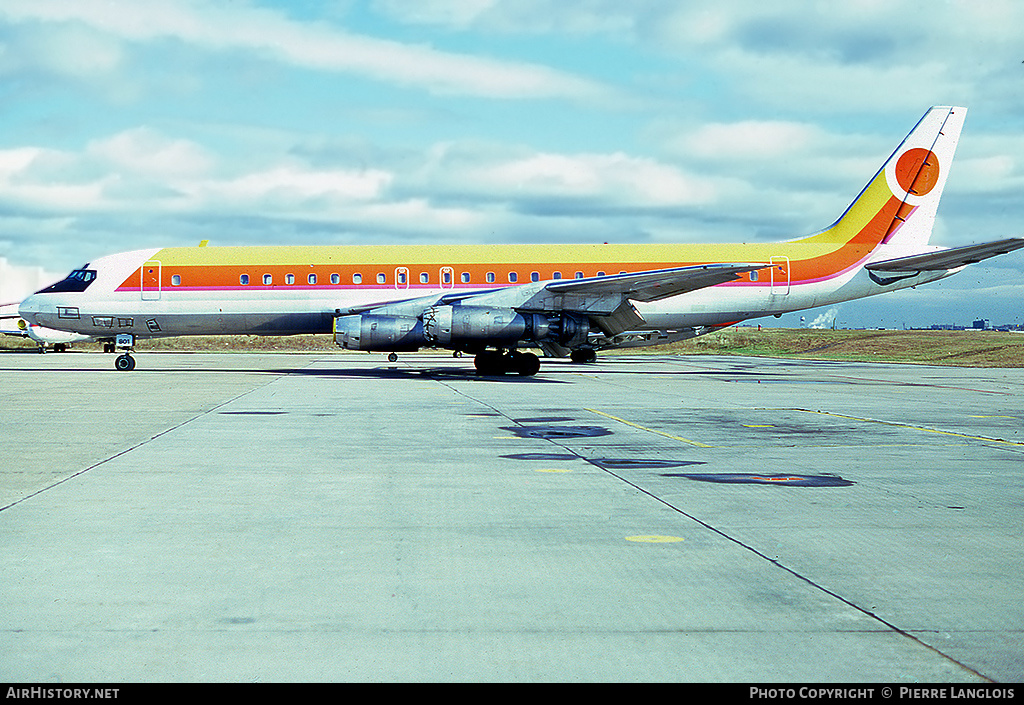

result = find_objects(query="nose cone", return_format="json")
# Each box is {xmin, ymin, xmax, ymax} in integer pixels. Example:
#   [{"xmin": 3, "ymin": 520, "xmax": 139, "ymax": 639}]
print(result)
[{"xmin": 18, "ymin": 295, "xmax": 43, "ymax": 325}]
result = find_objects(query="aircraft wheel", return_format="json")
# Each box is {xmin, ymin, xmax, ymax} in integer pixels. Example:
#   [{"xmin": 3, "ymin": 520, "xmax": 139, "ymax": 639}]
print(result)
[
  {"xmin": 570, "ymin": 348, "xmax": 597, "ymax": 363},
  {"xmin": 114, "ymin": 354, "xmax": 136, "ymax": 371},
  {"xmin": 512, "ymin": 351, "xmax": 540, "ymax": 376},
  {"xmin": 474, "ymin": 351, "xmax": 505, "ymax": 376},
  {"xmin": 387, "ymin": 352, "xmax": 398, "ymax": 363}
]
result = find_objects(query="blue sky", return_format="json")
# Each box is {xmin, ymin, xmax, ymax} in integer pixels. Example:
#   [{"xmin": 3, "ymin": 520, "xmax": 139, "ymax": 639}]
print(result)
[{"xmin": 2, "ymin": 0, "xmax": 1023, "ymax": 329}]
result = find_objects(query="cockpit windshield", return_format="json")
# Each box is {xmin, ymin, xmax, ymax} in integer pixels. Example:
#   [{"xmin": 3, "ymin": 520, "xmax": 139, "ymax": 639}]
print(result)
[{"xmin": 36, "ymin": 268, "xmax": 98, "ymax": 294}]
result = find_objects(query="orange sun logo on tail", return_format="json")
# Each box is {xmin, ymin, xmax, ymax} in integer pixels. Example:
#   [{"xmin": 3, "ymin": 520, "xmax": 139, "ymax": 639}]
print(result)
[
  {"xmin": 894, "ymin": 148, "xmax": 941, "ymax": 196},
  {"xmin": 888, "ymin": 147, "xmax": 940, "ymax": 202}
]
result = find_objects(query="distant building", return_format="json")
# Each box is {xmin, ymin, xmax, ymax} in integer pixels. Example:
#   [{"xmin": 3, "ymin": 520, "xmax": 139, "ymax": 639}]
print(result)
[{"xmin": 973, "ymin": 319, "xmax": 991, "ymax": 330}]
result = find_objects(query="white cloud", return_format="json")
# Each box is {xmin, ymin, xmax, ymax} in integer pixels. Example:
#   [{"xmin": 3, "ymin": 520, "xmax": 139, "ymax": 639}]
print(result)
[
  {"xmin": 372, "ymin": 0, "xmax": 640, "ymax": 35},
  {"xmin": 372, "ymin": 1, "xmax": 1024, "ymax": 115},
  {"xmin": 677, "ymin": 120, "xmax": 820, "ymax": 162},
  {"xmin": 408, "ymin": 142, "xmax": 721, "ymax": 214},
  {"xmin": 201, "ymin": 165, "xmax": 393, "ymax": 212},
  {"xmin": 86, "ymin": 128, "xmax": 214, "ymax": 180},
  {"xmin": 0, "ymin": 0, "xmax": 611, "ymax": 100},
  {"xmin": 0, "ymin": 21, "xmax": 123, "ymax": 79},
  {"xmin": 0, "ymin": 256, "xmax": 63, "ymax": 302}
]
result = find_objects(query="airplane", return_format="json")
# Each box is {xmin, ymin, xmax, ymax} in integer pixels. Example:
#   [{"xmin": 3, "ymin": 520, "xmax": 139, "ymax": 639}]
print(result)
[
  {"xmin": 16, "ymin": 105, "xmax": 1024, "ymax": 375},
  {"xmin": 1, "ymin": 302, "xmax": 95, "ymax": 353}
]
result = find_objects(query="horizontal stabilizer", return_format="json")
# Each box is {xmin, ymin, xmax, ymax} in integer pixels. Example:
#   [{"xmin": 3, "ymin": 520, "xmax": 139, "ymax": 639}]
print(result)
[{"xmin": 867, "ymin": 238, "xmax": 1024, "ymax": 272}]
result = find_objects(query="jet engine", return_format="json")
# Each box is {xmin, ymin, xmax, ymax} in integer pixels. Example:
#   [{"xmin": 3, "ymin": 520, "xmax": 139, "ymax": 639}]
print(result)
[
  {"xmin": 334, "ymin": 314, "xmax": 425, "ymax": 351},
  {"xmin": 422, "ymin": 305, "xmax": 587, "ymax": 349}
]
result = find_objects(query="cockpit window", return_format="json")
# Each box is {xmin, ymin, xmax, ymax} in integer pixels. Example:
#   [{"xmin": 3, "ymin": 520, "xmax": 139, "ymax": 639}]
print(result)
[{"xmin": 36, "ymin": 269, "xmax": 98, "ymax": 294}]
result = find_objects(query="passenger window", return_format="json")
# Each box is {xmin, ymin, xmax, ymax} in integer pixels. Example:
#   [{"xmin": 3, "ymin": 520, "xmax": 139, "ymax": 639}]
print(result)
[
  {"xmin": 442, "ymin": 269, "xmax": 452, "ymax": 285},
  {"xmin": 351, "ymin": 273, "xmax": 361, "ymax": 285},
  {"xmin": 575, "ymin": 271, "xmax": 584, "ymax": 279},
  {"xmin": 750, "ymin": 271, "xmax": 759, "ymax": 282},
  {"xmin": 508, "ymin": 272, "xmax": 517, "ymax": 283},
  {"xmin": 285, "ymin": 273, "xmax": 295, "ymax": 285},
  {"xmin": 531, "ymin": 272, "xmax": 539, "ymax": 282},
  {"xmin": 240, "ymin": 274, "xmax": 250, "ymax": 285},
  {"xmin": 377, "ymin": 273, "xmax": 386, "ymax": 284},
  {"xmin": 597, "ymin": 271, "xmax": 606, "ymax": 277},
  {"xmin": 552, "ymin": 272, "xmax": 561, "ymax": 280},
  {"xmin": 420, "ymin": 272, "xmax": 429, "ymax": 284},
  {"xmin": 486, "ymin": 272, "xmax": 495, "ymax": 283},
  {"xmin": 461, "ymin": 272, "xmax": 470, "ymax": 284},
  {"xmin": 171, "ymin": 274, "xmax": 181, "ymax": 286},
  {"xmin": 308, "ymin": 273, "xmax": 317, "ymax": 285},
  {"xmin": 263, "ymin": 274, "xmax": 272, "ymax": 285}
]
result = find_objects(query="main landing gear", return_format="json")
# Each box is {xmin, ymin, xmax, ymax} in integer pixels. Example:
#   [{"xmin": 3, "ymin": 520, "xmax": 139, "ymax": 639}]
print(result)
[
  {"xmin": 474, "ymin": 349, "xmax": 541, "ymax": 376},
  {"xmin": 114, "ymin": 353, "xmax": 136, "ymax": 371},
  {"xmin": 570, "ymin": 348, "xmax": 597, "ymax": 363}
]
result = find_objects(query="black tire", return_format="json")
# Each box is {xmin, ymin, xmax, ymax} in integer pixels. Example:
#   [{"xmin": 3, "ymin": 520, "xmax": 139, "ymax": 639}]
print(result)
[
  {"xmin": 474, "ymin": 351, "xmax": 505, "ymax": 375},
  {"xmin": 513, "ymin": 352, "xmax": 540, "ymax": 376}
]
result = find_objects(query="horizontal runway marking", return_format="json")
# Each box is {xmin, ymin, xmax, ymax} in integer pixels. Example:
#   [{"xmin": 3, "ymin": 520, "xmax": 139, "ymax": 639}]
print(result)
[
  {"xmin": 585, "ymin": 408, "xmax": 712, "ymax": 448},
  {"xmin": 780, "ymin": 408, "xmax": 1024, "ymax": 446}
]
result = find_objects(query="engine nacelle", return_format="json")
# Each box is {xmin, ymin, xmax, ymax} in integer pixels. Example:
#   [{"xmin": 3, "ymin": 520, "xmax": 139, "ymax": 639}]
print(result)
[
  {"xmin": 423, "ymin": 305, "xmax": 587, "ymax": 348},
  {"xmin": 334, "ymin": 314, "xmax": 425, "ymax": 351}
]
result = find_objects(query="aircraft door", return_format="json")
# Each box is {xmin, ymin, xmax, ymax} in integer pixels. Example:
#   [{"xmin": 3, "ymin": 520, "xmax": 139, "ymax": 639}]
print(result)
[
  {"xmin": 770, "ymin": 256, "xmax": 790, "ymax": 295},
  {"xmin": 395, "ymin": 267, "xmax": 409, "ymax": 290},
  {"xmin": 440, "ymin": 266, "xmax": 454, "ymax": 290},
  {"xmin": 141, "ymin": 260, "xmax": 162, "ymax": 301}
]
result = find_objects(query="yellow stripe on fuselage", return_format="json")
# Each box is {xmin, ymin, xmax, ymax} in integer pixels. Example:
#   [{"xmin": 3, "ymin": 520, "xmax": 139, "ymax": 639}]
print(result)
[{"xmin": 133, "ymin": 171, "xmax": 895, "ymax": 288}]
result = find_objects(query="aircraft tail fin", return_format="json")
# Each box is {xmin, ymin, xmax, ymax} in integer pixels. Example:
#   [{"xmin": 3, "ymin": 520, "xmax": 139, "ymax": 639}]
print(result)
[{"xmin": 804, "ymin": 106, "xmax": 966, "ymax": 253}]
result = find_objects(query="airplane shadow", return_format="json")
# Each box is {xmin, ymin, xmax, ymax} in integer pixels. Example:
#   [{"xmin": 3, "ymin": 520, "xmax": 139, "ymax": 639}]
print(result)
[{"xmin": 266, "ymin": 365, "xmax": 569, "ymax": 383}]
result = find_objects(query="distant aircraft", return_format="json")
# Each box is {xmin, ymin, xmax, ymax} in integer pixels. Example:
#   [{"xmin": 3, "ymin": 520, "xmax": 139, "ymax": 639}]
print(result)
[
  {"xmin": 1, "ymin": 302, "xmax": 94, "ymax": 352},
  {"xmin": 17, "ymin": 106, "xmax": 1024, "ymax": 374}
]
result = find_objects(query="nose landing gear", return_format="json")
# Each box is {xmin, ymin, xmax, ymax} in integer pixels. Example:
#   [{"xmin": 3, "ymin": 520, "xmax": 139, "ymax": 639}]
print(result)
[{"xmin": 112, "ymin": 333, "xmax": 136, "ymax": 371}]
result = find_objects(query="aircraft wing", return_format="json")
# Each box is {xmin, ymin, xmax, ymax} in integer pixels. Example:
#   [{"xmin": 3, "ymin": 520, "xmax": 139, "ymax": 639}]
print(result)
[
  {"xmin": 340, "ymin": 262, "xmax": 768, "ymax": 339},
  {"xmin": 0, "ymin": 302, "xmax": 27, "ymax": 337},
  {"xmin": 449, "ymin": 262, "xmax": 767, "ymax": 337},
  {"xmin": 867, "ymin": 237, "xmax": 1024, "ymax": 272},
  {"xmin": 542, "ymin": 263, "xmax": 770, "ymax": 303}
]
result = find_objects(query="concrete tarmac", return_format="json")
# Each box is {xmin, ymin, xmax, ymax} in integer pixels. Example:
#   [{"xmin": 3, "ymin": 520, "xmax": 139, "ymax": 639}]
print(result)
[{"xmin": 1, "ymin": 350, "xmax": 1022, "ymax": 682}]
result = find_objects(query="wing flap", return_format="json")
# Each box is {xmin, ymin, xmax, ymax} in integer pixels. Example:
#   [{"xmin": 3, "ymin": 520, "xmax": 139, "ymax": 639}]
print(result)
[{"xmin": 867, "ymin": 238, "xmax": 1024, "ymax": 272}]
